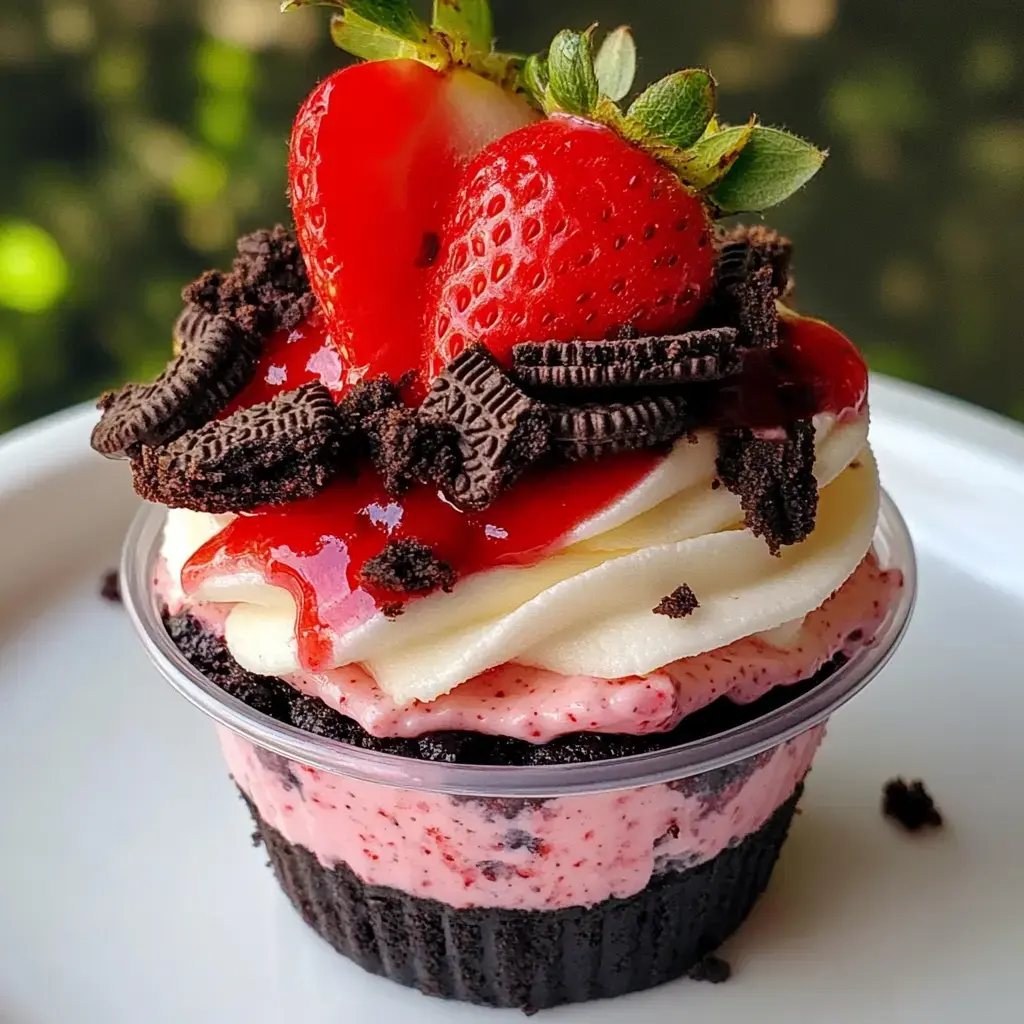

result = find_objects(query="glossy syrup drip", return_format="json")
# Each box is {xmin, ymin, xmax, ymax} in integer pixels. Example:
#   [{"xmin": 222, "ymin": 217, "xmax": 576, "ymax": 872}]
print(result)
[
  {"xmin": 183, "ymin": 312, "xmax": 867, "ymax": 672},
  {"xmin": 219, "ymin": 306, "xmax": 355, "ymax": 416}
]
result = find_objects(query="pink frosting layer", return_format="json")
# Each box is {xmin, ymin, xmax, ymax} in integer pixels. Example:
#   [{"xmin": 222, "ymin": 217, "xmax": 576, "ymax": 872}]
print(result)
[
  {"xmin": 220, "ymin": 724, "xmax": 824, "ymax": 911},
  {"xmin": 282, "ymin": 554, "xmax": 901, "ymax": 743}
]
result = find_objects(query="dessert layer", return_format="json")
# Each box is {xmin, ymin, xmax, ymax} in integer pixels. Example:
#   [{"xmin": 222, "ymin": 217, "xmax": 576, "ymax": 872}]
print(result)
[
  {"xmin": 165, "ymin": 607, "xmax": 846, "ymax": 763},
  {"xmin": 162, "ymin": 413, "xmax": 874, "ymax": 706},
  {"xmin": 279, "ymin": 552, "xmax": 899, "ymax": 742},
  {"xmin": 220, "ymin": 723, "xmax": 823, "ymax": 910},
  {"xmin": 247, "ymin": 785, "xmax": 802, "ymax": 1009}
]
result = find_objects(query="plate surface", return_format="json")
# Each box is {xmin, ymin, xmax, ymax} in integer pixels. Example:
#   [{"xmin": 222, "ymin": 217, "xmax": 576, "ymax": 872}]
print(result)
[{"xmin": 1, "ymin": 378, "xmax": 1022, "ymax": 1023}]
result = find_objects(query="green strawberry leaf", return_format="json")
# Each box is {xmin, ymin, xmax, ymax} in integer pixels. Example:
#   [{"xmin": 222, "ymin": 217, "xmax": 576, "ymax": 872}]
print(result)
[
  {"xmin": 283, "ymin": 0, "xmax": 431, "ymax": 43},
  {"xmin": 672, "ymin": 120, "xmax": 754, "ymax": 188},
  {"xmin": 710, "ymin": 126, "xmax": 827, "ymax": 213},
  {"xmin": 627, "ymin": 69, "xmax": 716, "ymax": 149},
  {"xmin": 522, "ymin": 52, "xmax": 549, "ymax": 105},
  {"xmin": 545, "ymin": 27, "xmax": 599, "ymax": 117},
  {"xmin": 593, "ymin": 26, "xmax": 636, "ymax": 102},
  {"xmin": 431, "ymin": 0, "xmax": 492, "ymax": 55},
  {"xmin": 328, "ymin": 8, "xmax": 446, "ymax": 65}
]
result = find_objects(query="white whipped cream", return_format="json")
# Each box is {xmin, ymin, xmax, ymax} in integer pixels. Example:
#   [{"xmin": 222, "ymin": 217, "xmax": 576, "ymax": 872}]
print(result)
[{"xmin": 163, "ymin": 414, "xmax": 876, "ymax": 705}]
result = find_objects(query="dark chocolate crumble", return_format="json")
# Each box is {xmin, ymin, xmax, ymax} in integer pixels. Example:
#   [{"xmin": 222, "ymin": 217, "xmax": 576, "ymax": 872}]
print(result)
[
  {"xmin": 359, "ymin": 538, "xmax": 456, "ymax": 595},
  {"xmin": 716, "ymin": 419, "xmax": 818, "ymax": 554},
  {"xmin": 182, "ymin": 225, "xmax": 314, "ymax": 338},
  {"xmin": 653, "ymin": 584, "xmax": 700, "ymax": 618},
  {"xmin": 882, "ymin": 778, "xmax": 944, "ymax": 832},
  {"xmin": 99, "ymin": 569, "xmax": 121, "ymax": 604},
  {"xmin": 686, "ymin": 953, "xmax": 732, "ymax": 984}
]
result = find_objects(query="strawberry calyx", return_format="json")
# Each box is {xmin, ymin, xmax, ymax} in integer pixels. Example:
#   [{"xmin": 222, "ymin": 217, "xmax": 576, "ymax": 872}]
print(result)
[
  {"xmin": 527, "ymin": 25, "xmax": 828, "ymax": 216},
  {"xmin": 283, "ymin": 0, "xmax": 525, "ymax": 90}
]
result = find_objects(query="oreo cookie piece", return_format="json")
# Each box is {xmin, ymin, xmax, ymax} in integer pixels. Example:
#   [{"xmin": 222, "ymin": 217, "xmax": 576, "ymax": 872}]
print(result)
[
  {"xmin": 511, "ymin": 328, "xmax": 743, "ymax": 390},
  {"xmin": 687, "ymin": 954, "xmax": 732, "ymax": 984},
  {"xmin": 182, "ymin": 225, "xmax": 314, "ymax": 338},
  {"xmin": 710, "ymin": 223, "xmax": 792, "ymax": 349},
  {"xmin": 716, "ymin": 419, "xmax": 818, "ymax": 554},
  {"xmin": 421, "ymin": 346, "xmax": 550, "ymax": 511},
  {"xmin": 92, "ymin": 315, "xmax": 262, "ymax": 458},
  {"xmin": 359, "ymin": 539, "xmax": 456, "ymax": 595},
  {"xmin": 172, "ymin": 305, "xmax": 210, "ymax": 355},
  {"xmin": 132, "ymin": 383, "xmax": 343, "ymax": 513},
  {"xmin": 365, "ymin": 404, "xmax": 460, "ymax": 497},
  {"xmin": 550, "ymin": 395, "xmax": 693, "ymax": 461},
  {"xmin": 653, "ymin": 584, "xmax": 699, "ymax": 619},
  {"xmin": 882, "ymin": 778, "xmax": 944, "ymax": 832},
  {"xmin": 716, "ymin": 223, "xmax": 793, "ymax": 298}
]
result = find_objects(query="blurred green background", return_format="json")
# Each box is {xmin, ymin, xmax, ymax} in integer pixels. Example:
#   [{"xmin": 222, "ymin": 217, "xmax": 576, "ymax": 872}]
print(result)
[{"xmin": 0, "ymin": 0, "xmax": 1021, "ymax": 433}]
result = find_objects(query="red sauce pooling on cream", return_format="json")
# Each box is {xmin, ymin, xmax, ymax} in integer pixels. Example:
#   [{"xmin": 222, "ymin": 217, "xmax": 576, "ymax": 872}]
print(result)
[{"xmin": 184, "ymin": 311, "xmax": 867, "ymax": 671}]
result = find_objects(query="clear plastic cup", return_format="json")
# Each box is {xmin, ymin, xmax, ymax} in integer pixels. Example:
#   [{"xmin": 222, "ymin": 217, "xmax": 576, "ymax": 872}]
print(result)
[{"xmin": 122, "ymin": 491, "xmax": 915, "ymax": 1010}]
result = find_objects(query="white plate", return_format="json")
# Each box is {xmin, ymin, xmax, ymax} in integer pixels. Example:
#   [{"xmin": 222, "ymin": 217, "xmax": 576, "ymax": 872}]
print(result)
[{"xmin": 1, "ymin": 378, "xmax": 1022, "ymax": 1023}]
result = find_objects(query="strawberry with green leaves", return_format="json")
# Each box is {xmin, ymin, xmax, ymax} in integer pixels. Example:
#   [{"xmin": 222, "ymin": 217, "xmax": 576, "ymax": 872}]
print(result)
[
  {"xmin": 426, "ymin": 26, "xmax": 827, "ymax": 376},
  {"xmin": 285, "ymin": 0, "xmax": 538, "ymax": 385}
]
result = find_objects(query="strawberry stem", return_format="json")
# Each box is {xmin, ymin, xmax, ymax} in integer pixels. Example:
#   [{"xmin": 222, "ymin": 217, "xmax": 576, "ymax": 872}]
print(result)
[
  {"xmin": 285, "ymin": 0, "xmax": 526, "ymax": 89},
  {"xmin": 536, "ymin": 22, "xmax": 828, "ymax": 215}
]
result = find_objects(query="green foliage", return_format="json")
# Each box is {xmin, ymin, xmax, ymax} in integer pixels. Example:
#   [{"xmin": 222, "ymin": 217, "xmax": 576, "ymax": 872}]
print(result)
[{"xmin": 0, "ymin": 0, "xmax": 1021, "ymax": 432}]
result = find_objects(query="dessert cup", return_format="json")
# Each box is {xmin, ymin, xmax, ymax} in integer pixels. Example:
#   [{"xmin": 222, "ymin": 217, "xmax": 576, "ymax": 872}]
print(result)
[{"xmin": 122, "ymin": 490, "xmax": 915, "ymax": 1010}]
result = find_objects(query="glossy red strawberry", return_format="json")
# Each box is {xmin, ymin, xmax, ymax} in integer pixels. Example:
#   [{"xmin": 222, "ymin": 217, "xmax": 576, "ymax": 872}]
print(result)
[
  {"xmin": 427, "ymin": 116, "xmax": 717, "ymax": 375},
  {"xmin": 426, "ymin": 26, "xmax": 827, "ymax": 378},
  {"xmin": 286, "ymin": 3, "xmax": 536, "ymax": 387}
]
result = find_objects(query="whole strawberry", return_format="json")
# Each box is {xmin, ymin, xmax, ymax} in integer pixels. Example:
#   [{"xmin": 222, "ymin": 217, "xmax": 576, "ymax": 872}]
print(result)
[{"xmin": 427, "ymin": 28, "xmax": 826, "ymax": 376}]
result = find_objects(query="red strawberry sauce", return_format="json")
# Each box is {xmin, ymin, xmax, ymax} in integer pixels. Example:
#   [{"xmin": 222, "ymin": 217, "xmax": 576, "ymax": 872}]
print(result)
[{"xmin": 183, "ymin": 313, "xmax": 867, "ymax": 672}]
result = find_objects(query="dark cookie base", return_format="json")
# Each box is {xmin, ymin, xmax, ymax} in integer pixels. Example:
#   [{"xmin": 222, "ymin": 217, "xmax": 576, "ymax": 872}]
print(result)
[
  {"xmin": 246, "ymin": 786, "xmax": 801, "ymax": 1010},
  {"xmin": 167, "ymin": 609, "xmax": 844, "ymax": 766}
]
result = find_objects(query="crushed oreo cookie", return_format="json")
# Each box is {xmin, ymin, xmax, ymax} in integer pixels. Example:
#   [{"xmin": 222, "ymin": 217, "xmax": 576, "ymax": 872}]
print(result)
[
  {"xmin": 653, "ymin": 584, "xmax": 699, "ymax": 618},
  {"xmin": 707, "ymin": 223, "xmax": 792, "ymax": 349},
  {"xmin": 132, "ymin": 383, "xmax": 344, "ymax": 513},
  {"xmin": 365, "ymin": 404, "xmax": 460, "ymax": 497},
  {"xmin": 99, "ymin": 569, "xmax": 121, "ymax": 604},
  {"xmin": 549, "ymin": 394, "xmax": 693, "ymax": 461},
  {"xmin": 882, "ymin": 778, "xmax": 944, "ymax": 832},
  {"xmin": 92, "ymin": 315, "xmax": 263, "ymax": 457},
  {"xmin": 716, "ymin": 223, "xmax": 793, "ymax": 298},
  {"xmin": 716, "ymin": 420, "xmax": 818, "ymax": 554},
  {"xmin": 182, "ymin": 225, "xmax": 314, "ymax": 338},
  {"xmin": 421, "ymin": 346, "xmax": 550, "ymax": 510},
  {"xmin": 687, "ymin": 953, "xmax": 732, "ymax": 984},
  {"xmin": 511, "ymin": 328, "xmax": 743, "ymax": 390},
  {"xmin": 359, "ymin": 538, "xmax": 456, "ymax": 595},
  {"xmin": 172, "ymin": 304, "xmax": 211, "ymax": 355}
]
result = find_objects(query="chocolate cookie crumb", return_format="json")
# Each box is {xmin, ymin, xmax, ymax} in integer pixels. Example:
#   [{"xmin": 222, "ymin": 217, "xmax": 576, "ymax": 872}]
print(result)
[
  {"xmin": 133, "ymin": 383, "xmax": 343, "ymax": 513},
  {"xmin": 359, "ymin": 538, "xmax": 456, "ymax": 595},
  {"xmin": 716, "ymin": 223, "xmax": 793, "ymax": 297},
  {"xmin": 99, "ymin": 569, "xmax": 121, "ymax": 604},
  {"xmin": 687, "ymin": 953, "xmax": 732, "ymax": 984},
  {"xmin": 550, "ymin": 395, "xmax": 693, "ymax": 461},
  {"xmin": 653, "ymin": 584, "xmax": 699, "ymax": 618},
  {"xmin": 422, "ymin": 347, "xmax": 550, "ymax": 510},
  {"xmin": 709, "ymin": 223, "xmax": 791, "ymax": 348},
  {"xmin": 182, "ymin": 225, "xmax": 313, "ymax": 337},
  {"xmin": 334, "ymin": 375, "xmax": 401, "ymax": 445},
  {"xmin": 883, "ymin": 778, "xmax": 944, "ymax": 832},
  {"xmin": 365, "ymin": 404, "xmax": 460, "ymax": 496},
  {"xmin": 91, "ymin": 315, "xmax": 263, "ymax": 457},
  {"xmin": 716, "ymin": 420, "xmax": 818, "ymax": 554},
  {"xmin": 511, "ymin": 328, "xmax": 743, "ymax": 390}
]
